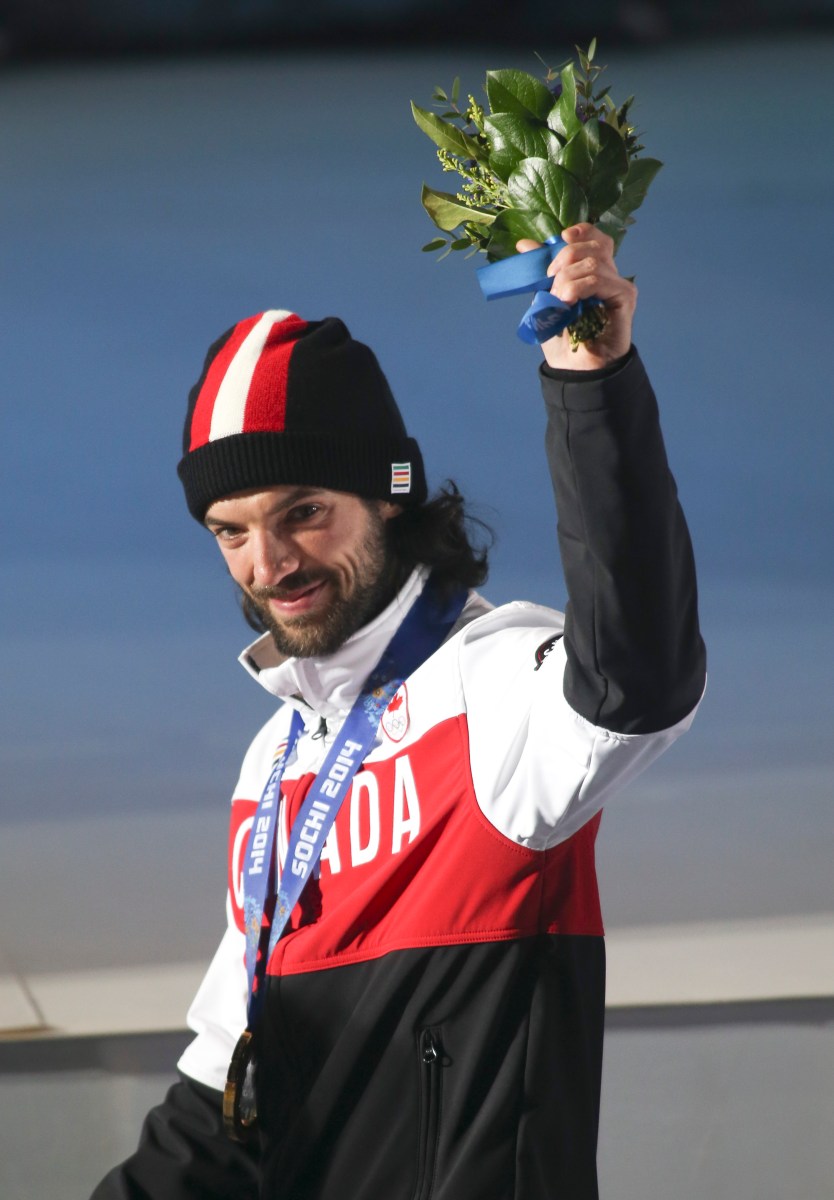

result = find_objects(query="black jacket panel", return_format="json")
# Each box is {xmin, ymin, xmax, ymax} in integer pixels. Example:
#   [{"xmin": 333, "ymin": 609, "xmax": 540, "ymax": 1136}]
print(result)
[
  {"xmin": 90, "ymin": 1075, "xmax": 260, "ymax": 1200},
  {"xmin": 258, "ymin": 935, "xmax": 605, "ymax": 1200},
  {"xmin": 542, "ymin": 349, "xmax": 706, "ymax": 734}
]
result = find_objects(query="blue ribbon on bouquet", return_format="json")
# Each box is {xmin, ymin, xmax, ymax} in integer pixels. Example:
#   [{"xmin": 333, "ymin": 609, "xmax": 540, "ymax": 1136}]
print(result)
[{"xmin": 476, "ymin": 234, "xmax": 603, "ymax": 345}]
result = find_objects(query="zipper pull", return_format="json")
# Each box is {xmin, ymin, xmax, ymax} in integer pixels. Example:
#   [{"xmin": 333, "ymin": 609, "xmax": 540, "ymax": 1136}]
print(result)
[
  {"xmin": 421, "ymin": 1029, "xmax": 439, "ymax": 1064},
  {"xmin": 311, "ymin": 716, "xmax": 328, "ymax": 741}
]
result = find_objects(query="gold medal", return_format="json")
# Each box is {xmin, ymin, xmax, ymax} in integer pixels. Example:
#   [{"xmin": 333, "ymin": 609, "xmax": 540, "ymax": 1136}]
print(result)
[{"xmin": 223, "ymin": 1029, "xmax": 258, "ymax": 1142}]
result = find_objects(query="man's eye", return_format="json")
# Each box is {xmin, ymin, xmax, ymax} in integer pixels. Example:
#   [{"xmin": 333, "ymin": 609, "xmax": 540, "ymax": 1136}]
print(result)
[
  {"xmin": 288, "ymin": 504, "xmax": 321, "ymax": 523},
  {"xmin": 211, "ymin": 526, "xmax": 242, "ymax": 542}
]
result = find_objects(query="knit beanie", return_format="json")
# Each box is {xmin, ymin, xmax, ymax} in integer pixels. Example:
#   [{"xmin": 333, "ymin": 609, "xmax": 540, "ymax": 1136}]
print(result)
[{"xmin": 177, "ymin": 309, "xmax": 427, "ymax": 521}]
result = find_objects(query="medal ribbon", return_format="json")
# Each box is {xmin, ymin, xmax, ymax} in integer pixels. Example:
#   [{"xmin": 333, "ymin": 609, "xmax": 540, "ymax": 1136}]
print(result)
[
  {"xmin": 476, "ymin": 235, "xmax": 603, "ymax": 345},
  {"xmin": 241, "ymin": 577, "xmax": 468, "ymax": 1027}
]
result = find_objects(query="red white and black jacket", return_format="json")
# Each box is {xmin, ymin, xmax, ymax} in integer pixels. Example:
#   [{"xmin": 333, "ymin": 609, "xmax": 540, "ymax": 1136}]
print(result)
[{"xmin": 92, "ymin": 349, "xmax": 706, "ymax": 1200}]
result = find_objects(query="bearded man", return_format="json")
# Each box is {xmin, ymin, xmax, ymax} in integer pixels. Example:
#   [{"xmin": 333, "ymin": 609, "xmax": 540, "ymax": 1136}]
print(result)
[{"xmin": 92, "ymin": 227, "xmax": 706, "ymax": 1200}]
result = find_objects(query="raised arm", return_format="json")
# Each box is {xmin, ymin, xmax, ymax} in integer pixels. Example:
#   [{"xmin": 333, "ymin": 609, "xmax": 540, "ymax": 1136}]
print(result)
[
  {"xmin": 520, "ymin": 225, "xmax": 706, "ymax": 733},
  {"xmin": 459, "ymin": 228, "xmax": 704, "ymax": 848}
]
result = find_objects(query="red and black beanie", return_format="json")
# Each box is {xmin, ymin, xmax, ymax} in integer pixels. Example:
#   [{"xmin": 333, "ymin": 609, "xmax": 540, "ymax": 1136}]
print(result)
[{"xmin": 177, "ymin": 309, "xmax": 427, "ymax": 521}]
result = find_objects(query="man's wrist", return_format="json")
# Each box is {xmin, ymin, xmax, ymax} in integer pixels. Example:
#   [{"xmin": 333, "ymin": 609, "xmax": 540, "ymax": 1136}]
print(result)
[{"xmin": 540, "ymin": 346, "xmax": 635, "ymax": 383}]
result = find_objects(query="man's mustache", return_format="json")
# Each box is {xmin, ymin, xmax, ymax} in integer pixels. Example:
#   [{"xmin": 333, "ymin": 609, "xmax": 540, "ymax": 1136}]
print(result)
[{"xmin": 249, "ymin": 570, "xmax": 332, "ymax": 602}]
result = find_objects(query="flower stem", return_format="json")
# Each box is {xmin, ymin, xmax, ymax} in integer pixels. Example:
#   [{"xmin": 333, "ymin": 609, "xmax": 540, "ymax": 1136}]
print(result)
[{"xmin": 567, "ymin": 306, "xmax": 608, "ymax": 349}]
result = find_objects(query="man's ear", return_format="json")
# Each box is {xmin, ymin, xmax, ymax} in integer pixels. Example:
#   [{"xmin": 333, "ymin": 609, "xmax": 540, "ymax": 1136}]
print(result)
[{"xmin": 378, "ymin": 501, "xmax": 404, "ymax": 522}]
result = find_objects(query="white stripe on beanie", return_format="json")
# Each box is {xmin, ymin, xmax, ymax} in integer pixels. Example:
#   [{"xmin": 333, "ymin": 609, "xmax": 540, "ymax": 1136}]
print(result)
[{"xmin": 208, "ymin": 309, "xmax": 294, "ymax": 442}]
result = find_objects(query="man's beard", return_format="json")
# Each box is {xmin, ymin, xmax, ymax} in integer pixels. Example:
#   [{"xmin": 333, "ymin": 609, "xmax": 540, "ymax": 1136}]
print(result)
[{"xmin": 244, "ymin": 509, "xmax": 399, "ymax": 659}]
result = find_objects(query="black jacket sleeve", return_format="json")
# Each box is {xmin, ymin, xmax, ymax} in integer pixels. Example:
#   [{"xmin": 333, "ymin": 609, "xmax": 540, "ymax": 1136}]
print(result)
[
  {"xmin": 541, "ymin": 347, "xmax": 706, "ymax": 735},
  {"xmin": 90, "ymin": 1075, "xmax": 260, "ymax": 1200}
]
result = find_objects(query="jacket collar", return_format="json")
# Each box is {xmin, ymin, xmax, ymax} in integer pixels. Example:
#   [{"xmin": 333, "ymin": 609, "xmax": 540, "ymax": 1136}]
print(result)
[
  {"xmin": 239, "ymin": 567, "xmax": 426, "ymax": 721},
  {"xmin": 239, "ymin": 567, "xmax": 491, "ymax": 721}
]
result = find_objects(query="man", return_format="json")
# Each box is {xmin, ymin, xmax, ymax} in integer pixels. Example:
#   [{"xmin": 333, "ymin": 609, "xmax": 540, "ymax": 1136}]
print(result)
[{"xmin": 92, "ymin": 227, "xmax": 705, "ymax": 1199}]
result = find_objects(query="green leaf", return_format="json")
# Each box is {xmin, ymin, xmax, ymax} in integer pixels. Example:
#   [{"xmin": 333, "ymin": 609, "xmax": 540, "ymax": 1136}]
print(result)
[
  {"xmin": 559, "ymin": 122, "xmax": 594, "ymax": 187},
  {"xmin": 485, "ymin": 68, "xmax": 554, "ymax": 121},
  {"xmin": 594, "ymin": 214, "xmax": 630, "ymax": 251},
  {"xmin": 594, "ymin": 157, "xmax": 662, "ymax": 246},
  {"xmin": 484, "ymin": 112, "xmax": 564, "ymax": 181},
  {"xmin": 613, "ymin": 156, "xmax": 663, "ymax": 217},
  {"xmin": 506, "ymin": 158, "xmax": 588, "ymax": 230},
  {"xmin": 486, "ymin": 208, "xmax": 563, "ymax": 260},
  {"xmin": 451, "ymin": 76, "xmax": 460, "ymax": 104},
  {"xmin": 420, "ymin": 184, "xmax": 496, "ymax": 233},
  {"xmin": 482, "ymin": 231, "xmax": 516, "ymax": 261},
  {"xmin": 560, "ymin": 119, "xmax": 629, "ymax": 219},
  {"xmin": 547, "ymin": 63, "xmax": 582, "ymax": 140},
  {"xmin": 587, "ymin": 150, "xmax": 629, "ymax": 217},
  {"xmin": 422, "ymin": 237, "xmax": 448, "ymax": 252},
  {"xmin": 411, "ymin": 103, "xmax": 485, "ymax": 161}
]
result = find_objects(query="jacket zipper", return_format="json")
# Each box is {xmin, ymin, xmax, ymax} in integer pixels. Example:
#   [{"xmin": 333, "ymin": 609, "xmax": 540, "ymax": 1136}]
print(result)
[{"xmin": 414, "ymin": 1026, "xmax": 443, "ymax": 1200}]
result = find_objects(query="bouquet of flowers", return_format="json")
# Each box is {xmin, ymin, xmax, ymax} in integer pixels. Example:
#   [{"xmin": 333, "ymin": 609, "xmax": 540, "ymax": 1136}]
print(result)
[{"xmin": 411, "ymin": 41, "xmax": 661, "ymax": 345}]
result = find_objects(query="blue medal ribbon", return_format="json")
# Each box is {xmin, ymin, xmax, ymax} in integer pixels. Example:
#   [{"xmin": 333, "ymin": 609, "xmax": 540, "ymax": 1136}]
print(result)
[
  {"xmin": 241, "ymin": 710, "xmax": 304, "ymax": 1021},
  {"xmin": 476, "ymin": 234, "xmax": 603, "ymax": 345},
  {"xmin": 241, "ymin": 576, "xmax": 468, "ymax": 1027}
]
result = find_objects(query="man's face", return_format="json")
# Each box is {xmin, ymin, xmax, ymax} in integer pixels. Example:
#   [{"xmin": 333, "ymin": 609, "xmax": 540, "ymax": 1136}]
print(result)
[{"xmin": 204, "ymin": 485, "xmax": 402, "ymax": 658}]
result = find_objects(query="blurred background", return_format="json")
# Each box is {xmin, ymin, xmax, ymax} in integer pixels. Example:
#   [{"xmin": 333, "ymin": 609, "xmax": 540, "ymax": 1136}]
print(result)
[
  {"xmin": 1, "ymin": 4, "xmax": 833, "ymax": 1197},
  {"xmin": 2, "ymin": 0, "xmax": 834, "ymax": 56}
]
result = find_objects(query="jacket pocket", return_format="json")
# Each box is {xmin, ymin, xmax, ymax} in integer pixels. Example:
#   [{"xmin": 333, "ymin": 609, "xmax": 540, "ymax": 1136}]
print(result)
[{"xmin": 413, "ymin": 1025, "xmax": 444, "ymax": 1200}]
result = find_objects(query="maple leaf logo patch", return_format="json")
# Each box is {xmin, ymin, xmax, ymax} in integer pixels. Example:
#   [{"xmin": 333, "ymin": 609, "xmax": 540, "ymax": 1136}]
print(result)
[{"xmin": 381, "ymin": 684, "xmax": 409, "ymax": 742}]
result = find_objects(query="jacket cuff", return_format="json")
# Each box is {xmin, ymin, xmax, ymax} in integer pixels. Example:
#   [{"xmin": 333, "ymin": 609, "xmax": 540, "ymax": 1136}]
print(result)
[{"xmin": 539, "ymin": 346, "xmax": 648, "ymax": 412}]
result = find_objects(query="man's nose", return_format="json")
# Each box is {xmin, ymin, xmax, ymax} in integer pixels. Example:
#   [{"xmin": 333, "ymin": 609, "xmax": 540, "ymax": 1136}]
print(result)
[{"xmin": 251, "ymin": 531, "xmax": 300, "ymax": 587}]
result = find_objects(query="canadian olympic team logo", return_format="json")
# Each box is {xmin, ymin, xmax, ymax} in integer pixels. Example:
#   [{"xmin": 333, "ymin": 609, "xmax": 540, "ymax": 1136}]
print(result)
[{"xmin": 381, "ymin": 684, "xmax": 409, "ymax": 742}]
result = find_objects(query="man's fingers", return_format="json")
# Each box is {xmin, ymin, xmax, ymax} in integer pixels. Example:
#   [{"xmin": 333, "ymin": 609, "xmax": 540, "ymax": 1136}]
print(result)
[
  {"xmin": 553, "ymin": 269, "xmax": 636, "ymax": 309},
  {"xmin": 552, "ymin": 251, "xmax": 633, "ymax": 303},
  {"xmin": 553, "ymin": 255, "xmax": 618, "ymax": 287},
  {"xmin": 551, "ymin": 233, "xmax": 615, "ymax": 269},
  {"xmin": 561, "ymin": 223, "xmax": 615, "ymax": 254},
  {"xmin": 516, "ymin": 227, "xmax": 615, "ymax": 254},
  {"xmin": 513, "ymin": 226, "xmax": 634, "ymax": 315}
]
